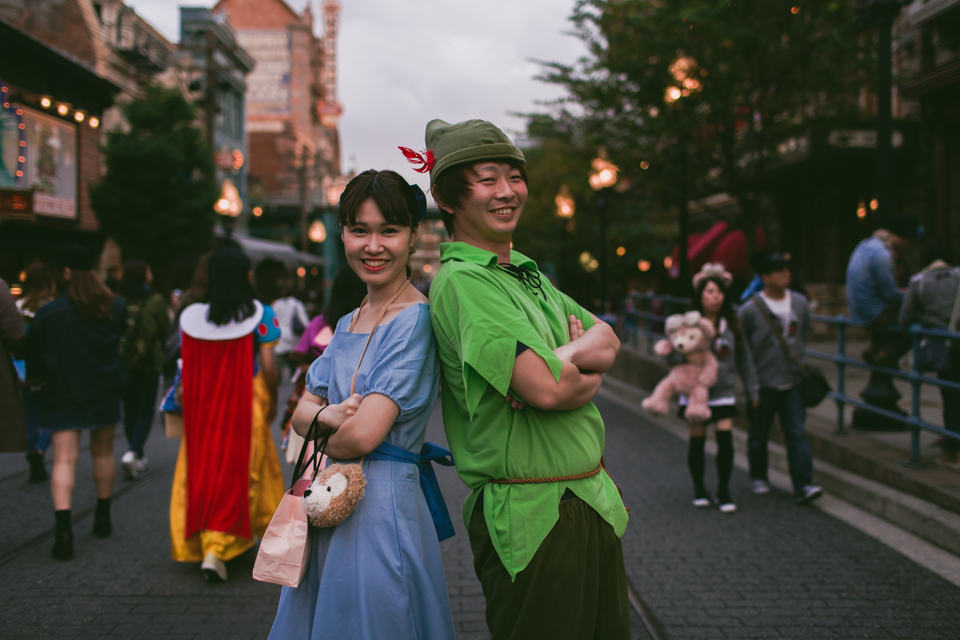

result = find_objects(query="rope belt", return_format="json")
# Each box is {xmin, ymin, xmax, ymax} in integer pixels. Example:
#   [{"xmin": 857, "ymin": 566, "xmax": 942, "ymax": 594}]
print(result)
[{"xmin": 487, "ymin": 458, "xmax": 606, "ymax": 485}]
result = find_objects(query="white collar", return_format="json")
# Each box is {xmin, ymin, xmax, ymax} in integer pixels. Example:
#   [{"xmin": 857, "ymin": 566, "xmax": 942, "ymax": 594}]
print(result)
[{"xmin": 180, "ymin": 300, "xmax": 264, "ymax": 341}]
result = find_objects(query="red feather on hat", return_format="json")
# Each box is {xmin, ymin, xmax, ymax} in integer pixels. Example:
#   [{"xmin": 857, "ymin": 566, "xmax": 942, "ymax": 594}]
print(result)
[{"xmin": 398, "ymin": 147, "xmax": 435, "ymax": 174}]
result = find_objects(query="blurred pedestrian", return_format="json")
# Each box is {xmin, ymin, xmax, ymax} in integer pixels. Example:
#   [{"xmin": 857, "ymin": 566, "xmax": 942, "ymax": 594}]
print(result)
[
  {"xmin": 170, "ymin": 247, "xmax": 285, "ymax": 582},
  {"xmin": 899, "ymin": 239, "xmax": 960, "ymax": 468},
  {"xmin": 738, "ymin": 250, "xmax": 822, "ymax": 504},
  {"xmin": 684, "ymin": 264, "xmax": 758, "ymax": 513},
  {"xmin": 270, "ymin": 169, "xmax": 455, "ymax": 640},
  {"xmin": 0, "ymin": 276, "xmax": 28, "ymax": 454},
  {"xmin": 119, "ymin": 260, "xmax": 169, "ymax": 480},
  {"xmin": 257, "ymin": 258, "xmax": 308, "ymax": 381},
  {"xmin": 15, "ymin": 264, "xmax": 57, "ymax": 482},
  {"xmin": 29, "ymin": 244, "xmax": 128, "ymax": 560},
  {"xmin": 846, "ymin": 215, "xmax": 921, "ymax": 367}
]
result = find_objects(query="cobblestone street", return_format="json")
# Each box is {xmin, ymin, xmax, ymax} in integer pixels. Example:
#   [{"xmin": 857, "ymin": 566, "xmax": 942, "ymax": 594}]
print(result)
[{"xmin": 2, "ymin": 384, "xmax": 959, "ymax": 639}]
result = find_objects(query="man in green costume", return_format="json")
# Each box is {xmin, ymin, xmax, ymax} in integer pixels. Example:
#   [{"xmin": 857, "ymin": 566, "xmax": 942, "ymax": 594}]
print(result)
[{"xmin": 420, "ymin": 119, "xmax": 630, "ymax": 639}]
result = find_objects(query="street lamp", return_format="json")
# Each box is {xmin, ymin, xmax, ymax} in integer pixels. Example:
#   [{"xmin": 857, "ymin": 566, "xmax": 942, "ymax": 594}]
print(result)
[
  {"xmin": 555, "ymin": 185, "xmax": 575, "ymax": 218},
  {"xmin": 215, "ymin": 178, "xmax": 242, "ymax": 239},
  {"xmin": 589, "ymin": 150, "xmax": 618, "ymax": 308},
  {"xmin": 308, "ymin": 219, "xmax": 327, "ymax": 243}
]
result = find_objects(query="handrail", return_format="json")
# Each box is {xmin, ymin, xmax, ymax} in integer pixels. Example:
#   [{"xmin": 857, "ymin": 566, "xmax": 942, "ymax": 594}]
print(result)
[{"xmin": 623, "ymin": 292, "xmax": 960, "ymax": 466}]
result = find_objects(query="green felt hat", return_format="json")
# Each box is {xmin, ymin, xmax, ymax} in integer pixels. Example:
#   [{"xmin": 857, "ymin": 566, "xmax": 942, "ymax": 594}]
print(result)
[{"xmin": 425, "ymin": 119, "xmax": 525, "ymax": 186}]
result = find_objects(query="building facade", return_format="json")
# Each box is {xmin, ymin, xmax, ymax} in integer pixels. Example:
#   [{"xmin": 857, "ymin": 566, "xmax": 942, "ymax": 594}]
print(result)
[{"xmin": 212, "ymin": 0, "xmax": 343, "ymax": 253}]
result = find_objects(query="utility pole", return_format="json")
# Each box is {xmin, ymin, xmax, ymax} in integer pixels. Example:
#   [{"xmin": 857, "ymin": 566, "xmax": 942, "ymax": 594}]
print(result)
[{"xmin": 299, "ymin": 145, "xmax": 310, "ymax": 253}]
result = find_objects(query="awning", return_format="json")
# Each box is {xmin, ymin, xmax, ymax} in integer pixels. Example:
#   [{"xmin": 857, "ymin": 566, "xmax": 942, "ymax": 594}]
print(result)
[{"xmin": 216, "ymin": 230, "xmax": 325, "ymax": 268}]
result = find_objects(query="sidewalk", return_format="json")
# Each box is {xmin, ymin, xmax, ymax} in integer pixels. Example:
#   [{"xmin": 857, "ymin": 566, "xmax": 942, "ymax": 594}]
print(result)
[{"xmin": 611, "ymin": 339, "xmax": 960, "ymax": 557}]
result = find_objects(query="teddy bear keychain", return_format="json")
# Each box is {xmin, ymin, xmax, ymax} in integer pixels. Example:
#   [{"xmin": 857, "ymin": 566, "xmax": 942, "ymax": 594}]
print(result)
[{"xmin": 642, "ymin": 311, "xmax": 718, "ymax": 422}]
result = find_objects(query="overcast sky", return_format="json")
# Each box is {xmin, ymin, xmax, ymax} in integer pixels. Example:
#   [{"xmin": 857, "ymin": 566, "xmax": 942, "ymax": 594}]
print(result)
[{"xmin": 125, "ymin": 0, "xmax": 586, "ymax": 191}]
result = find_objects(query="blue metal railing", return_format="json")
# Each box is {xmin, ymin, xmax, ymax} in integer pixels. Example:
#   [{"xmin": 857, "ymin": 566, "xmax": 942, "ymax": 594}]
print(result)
[{"xmin": 624, "ymin": 292, "xmax": 960, "ymax": 466}]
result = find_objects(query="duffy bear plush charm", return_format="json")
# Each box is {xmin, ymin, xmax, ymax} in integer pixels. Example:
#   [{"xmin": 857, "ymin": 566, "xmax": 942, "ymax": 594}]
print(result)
[
  {"xmin": 642, "ymin": 311, "xmax": 718, "ymax": 422},
  {"xmin": 302, "ymin": 463, "xmax": 367, "ymax": 529}
]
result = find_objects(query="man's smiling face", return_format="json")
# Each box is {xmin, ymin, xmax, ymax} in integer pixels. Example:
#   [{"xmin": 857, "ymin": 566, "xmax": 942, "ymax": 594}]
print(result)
[{"xmin": 449, "ymin": 161, "xmax": 527, "ymax": 245}]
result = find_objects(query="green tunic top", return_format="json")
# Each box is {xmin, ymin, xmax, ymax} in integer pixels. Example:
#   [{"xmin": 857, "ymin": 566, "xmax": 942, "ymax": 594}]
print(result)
[{"xmin": 429, "ymin": 242, "xmax": 629, "ymax": 580}]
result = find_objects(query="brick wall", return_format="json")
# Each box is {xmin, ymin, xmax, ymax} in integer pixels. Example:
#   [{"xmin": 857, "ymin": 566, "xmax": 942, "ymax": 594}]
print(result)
[{"xmin": 0, "ymin": 0, "xmax": 97, "ymax": 67}]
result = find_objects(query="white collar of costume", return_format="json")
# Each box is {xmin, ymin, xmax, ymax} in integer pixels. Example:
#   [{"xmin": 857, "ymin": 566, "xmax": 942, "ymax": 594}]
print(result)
[{"xmin": 180, "ymin": 300, "xmax": 264, "ymax": 341}]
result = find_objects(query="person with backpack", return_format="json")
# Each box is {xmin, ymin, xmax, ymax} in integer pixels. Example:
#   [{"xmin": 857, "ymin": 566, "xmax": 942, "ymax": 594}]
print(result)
[{"xmin": 119, "ymin": 260, "xmax": 169, "ymax": 480}]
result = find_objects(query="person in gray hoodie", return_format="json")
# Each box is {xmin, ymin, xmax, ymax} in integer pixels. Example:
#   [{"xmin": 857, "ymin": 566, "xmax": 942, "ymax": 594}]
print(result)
[
  {"xmin": 899, "ymin": 238, "xmax": 960, "ymax": 468},
  {"xmin": 738, "ymin": 251, "xmax": 823, "ymax": 504},
  {"xmin": 681, "ymin": 264, "xmax": 758, "ymax": 513}
]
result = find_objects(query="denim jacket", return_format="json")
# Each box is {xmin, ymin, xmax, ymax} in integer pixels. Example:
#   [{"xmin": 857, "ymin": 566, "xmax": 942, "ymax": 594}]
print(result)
[
  {"xmin": 846, "ymin": 235, "xmax": 903, "ymax": 325},
  {"xmin": 28, "ymin": 294, "xmax": 128, "ymax": 412}
]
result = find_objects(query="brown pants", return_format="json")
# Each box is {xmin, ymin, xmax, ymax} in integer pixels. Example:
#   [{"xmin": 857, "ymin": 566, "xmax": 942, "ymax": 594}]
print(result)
[{"xmin": 469, "ymin": 495, "xmax": 631, "ymax": 640}]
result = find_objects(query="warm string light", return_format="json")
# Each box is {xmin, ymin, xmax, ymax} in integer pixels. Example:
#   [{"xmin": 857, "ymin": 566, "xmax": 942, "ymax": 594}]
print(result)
[{"xmin": 0, "ymin": 81, "xmax": 27, "ymax": 182}]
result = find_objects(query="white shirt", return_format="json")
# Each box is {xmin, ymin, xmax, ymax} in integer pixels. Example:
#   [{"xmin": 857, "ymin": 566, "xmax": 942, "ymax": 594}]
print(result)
[
  {"xmin": 760, "ymin": 291, "xmax": 792, "ymax": 336},
  {"xmin": 271, "ymin": 296, "xmax": 310, "ymax": 354}
]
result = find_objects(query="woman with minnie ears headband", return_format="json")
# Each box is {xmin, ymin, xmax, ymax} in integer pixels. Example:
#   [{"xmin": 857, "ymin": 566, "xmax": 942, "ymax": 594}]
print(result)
[{"xmin": 683, "ymin": 263, "xmax": 759, "ymax": 513}]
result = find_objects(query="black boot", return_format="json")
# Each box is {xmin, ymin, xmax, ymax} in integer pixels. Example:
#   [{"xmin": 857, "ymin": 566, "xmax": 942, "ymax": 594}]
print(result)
[
  {"xmin": 25, "ymin": 451, "xmax": 48, "ymax": 483},
  {"xmin": 93, "ymin": 498, "xmax": 112, "ymax": 538},
  {"xmin": 52, "ymin": 510, "xmax": 73, "ymax": 560}
]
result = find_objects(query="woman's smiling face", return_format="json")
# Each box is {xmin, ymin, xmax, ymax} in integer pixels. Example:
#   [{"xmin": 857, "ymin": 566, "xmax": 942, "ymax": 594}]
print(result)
[{"xmin": 342, "ymin": 198, "xmax": 416, "ymax": 286}]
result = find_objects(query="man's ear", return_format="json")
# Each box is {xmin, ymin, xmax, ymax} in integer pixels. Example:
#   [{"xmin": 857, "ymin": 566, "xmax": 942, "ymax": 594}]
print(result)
[{"xmin": 431, "ymin": 185, "xmax": 455, "ymax": 215}]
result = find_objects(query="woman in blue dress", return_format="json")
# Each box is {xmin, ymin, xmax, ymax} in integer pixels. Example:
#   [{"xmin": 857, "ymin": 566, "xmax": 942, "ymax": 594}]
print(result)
[{"xmin": 269, "ymin": 169, "xmax": 455, "ymax": 640}]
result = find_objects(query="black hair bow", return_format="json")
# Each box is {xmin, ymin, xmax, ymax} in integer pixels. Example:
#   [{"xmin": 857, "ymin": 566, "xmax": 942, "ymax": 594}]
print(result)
[{"xmin": 409, "ymin": 184, "xmax": 428, "ymax": 222}]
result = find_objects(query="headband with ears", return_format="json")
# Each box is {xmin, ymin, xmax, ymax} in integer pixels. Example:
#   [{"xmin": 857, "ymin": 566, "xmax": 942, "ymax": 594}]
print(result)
[{"xmin": 692, "ymin": 262, "xmax": 733, "ymax": 289}]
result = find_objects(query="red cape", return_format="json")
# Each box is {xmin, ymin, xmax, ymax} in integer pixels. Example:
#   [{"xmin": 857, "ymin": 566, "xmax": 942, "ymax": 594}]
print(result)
[{"xmin": 180, "ymin": 304, "xmax": 261, "ymax": 539}]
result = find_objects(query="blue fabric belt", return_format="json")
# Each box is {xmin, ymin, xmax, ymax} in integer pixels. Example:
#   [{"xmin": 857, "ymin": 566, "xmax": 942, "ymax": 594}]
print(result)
[{"xmin": 366, "ymin": 441, "xmax": 456, "ymax": 541}]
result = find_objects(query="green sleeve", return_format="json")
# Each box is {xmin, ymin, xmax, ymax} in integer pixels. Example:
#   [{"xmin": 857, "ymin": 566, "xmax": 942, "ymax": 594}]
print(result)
[
  {"xmin": 432, "ymin": 268, "xmax": 564, "ymax": 420},
  {"xmin": 556, "ymin": 290, "xmax": 595, "ymax": 331}
]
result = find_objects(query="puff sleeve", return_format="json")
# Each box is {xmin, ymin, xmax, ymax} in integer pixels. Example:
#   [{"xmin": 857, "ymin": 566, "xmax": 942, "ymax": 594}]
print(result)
[{"xmin": 364, "ymin": 304, "xmax": 439, "ymax": 422}]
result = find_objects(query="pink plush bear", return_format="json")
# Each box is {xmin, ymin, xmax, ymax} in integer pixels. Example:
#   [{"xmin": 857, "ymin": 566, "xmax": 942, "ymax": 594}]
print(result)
[{"xmin": 641, "ymin": 311, "xmax": 718, "ymax": 423}]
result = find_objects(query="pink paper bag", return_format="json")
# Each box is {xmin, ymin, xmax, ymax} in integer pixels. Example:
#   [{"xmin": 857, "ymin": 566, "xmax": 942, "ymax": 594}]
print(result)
[{"xmin": 253, "ymin": 478, "xmax": 312, "ymax": 587}]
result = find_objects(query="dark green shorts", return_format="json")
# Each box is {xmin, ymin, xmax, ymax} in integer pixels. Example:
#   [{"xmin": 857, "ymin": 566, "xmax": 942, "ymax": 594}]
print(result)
[{"xmin": 468, "ymin": 493, "xmax": 630, "ymax": 640}]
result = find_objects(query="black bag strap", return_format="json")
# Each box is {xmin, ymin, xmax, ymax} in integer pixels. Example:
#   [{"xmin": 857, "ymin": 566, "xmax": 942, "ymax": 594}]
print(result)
[
  {"xmin": 291, "ymin": 405, "xmax": 332, "ymax": 489},
  {"xmin": 752, "ymin": 295, "xmax": 804, "ymax": 371}
]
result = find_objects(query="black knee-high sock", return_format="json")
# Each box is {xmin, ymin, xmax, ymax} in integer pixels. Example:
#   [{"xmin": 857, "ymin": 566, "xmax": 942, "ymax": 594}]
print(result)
[
  {"xmin": 95, "ymin": 498, "xmax": 111, "ymax": 520},
  {"xmin": 54, "ymin": 509, "xmax": 72, "ymax": 531},
  {"xmin": 688, "ymin": 436, "xmax": 707, "ymax": 497},
  {"xmin": 716, "ymin": 431, "xmax": 734, "ymax": 499}
]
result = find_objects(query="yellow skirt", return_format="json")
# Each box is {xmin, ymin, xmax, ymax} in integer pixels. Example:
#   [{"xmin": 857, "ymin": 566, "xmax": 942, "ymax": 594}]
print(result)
[{"xmin": 169, "ymin": 373, "xmax": 285, "ymax": 562}]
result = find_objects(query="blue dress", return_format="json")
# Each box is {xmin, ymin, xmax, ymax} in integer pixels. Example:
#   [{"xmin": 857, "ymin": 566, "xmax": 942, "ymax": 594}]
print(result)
[{"xmin": 269, "ymin": 303, "xmax": 455, "ymax": 640}]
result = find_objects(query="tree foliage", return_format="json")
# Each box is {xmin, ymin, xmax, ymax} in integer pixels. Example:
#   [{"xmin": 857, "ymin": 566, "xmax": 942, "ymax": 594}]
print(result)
[
  {"xmin": 535, "ymin": 0, "xmax": 872, "ymax": 229},
  {"xmin": 91, "ymin": 85, "xmax": 218, "ymax": 274}
]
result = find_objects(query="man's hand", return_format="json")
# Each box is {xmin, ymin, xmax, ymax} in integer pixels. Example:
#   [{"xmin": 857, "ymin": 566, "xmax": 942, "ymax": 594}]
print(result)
[
  {"xmin": 323, "ymin": 393, "xmax": 362, "ymax": 429},
  {"xmin": 505, "ymin": 391, "xmax": 525, "ymax": 411},
  {"xmin": 568, "ymin": 315, "xmax": 585, "ymax": 341}
]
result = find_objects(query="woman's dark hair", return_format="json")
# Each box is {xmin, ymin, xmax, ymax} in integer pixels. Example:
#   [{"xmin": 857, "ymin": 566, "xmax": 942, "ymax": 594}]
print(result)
[
  {"xmin": 339, "ymin": 169, "xmax": 420, "ymax": 229},
  {"xmin": 68, "ymin": 270, "xmax": 115, "ymax": 322},
  {"xmin": 20, "ymin": 263, "xmax": 56, "ymax": 313},
  {"xmin": 120, "ymin": 260, "xmax": 150, "ymax": 300},
  {"xmin": 432, "ymin": 160, "xmax": 528, "ymax": 237},
  {"xmin": 323, "ymin": 266, "xmax": 368, "ymax": 327},
  {"xmin": 206, "ymin": 247, "xmax": 256, "ymax": 326},
  {"xmin": 254, "ymin": 258, "xmax": 287, "ymax": 304},
  {"xmin": 688, "ymin": 276, "xmax": 742, "ymax": 344}
]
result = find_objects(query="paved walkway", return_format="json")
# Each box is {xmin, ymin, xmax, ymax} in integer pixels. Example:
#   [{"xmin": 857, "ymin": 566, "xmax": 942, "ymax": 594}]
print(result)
[{"xmin": 3, "ymin": 383, "xmax": 959, "ymax": 638}]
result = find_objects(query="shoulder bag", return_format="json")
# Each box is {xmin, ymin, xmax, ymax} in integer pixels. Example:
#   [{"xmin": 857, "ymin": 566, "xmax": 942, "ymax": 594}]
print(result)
[{"xmin": 752, "ymin": 296, "xmax": 831, "ymax": 407}]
